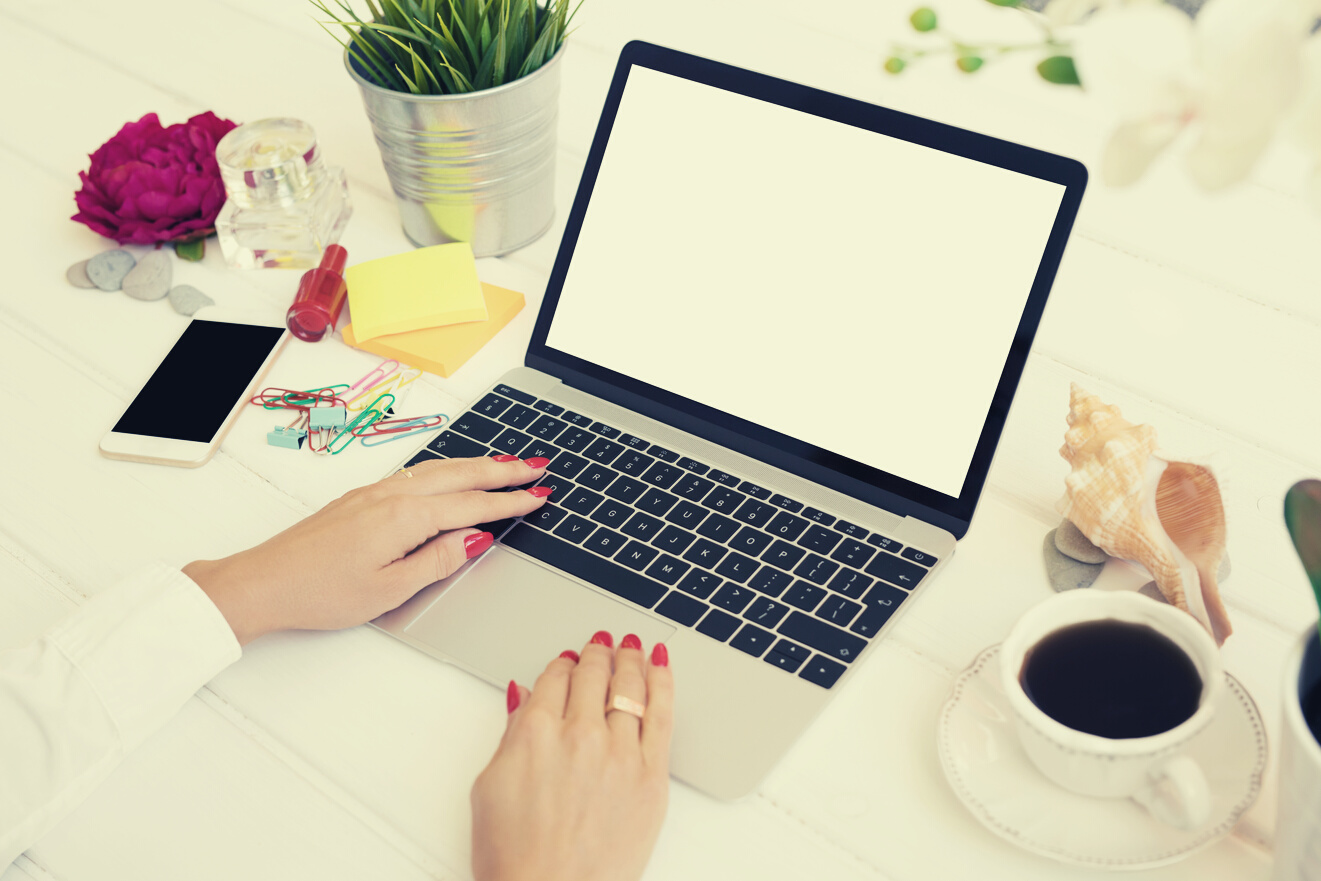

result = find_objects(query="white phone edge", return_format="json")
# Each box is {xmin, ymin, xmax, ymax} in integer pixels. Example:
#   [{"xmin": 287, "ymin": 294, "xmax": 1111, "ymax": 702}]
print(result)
[{"xmin": 99, "ymin": 308, "xmax": 290, "ymax": 468}]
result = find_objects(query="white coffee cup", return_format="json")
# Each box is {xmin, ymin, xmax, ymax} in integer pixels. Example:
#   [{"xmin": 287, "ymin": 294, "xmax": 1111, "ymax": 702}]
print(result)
[
  {"xmin": 1000, "ymin": 590, "xmax": 1223, "ymax": 830},
  {"xmin": 1271, "ymin": 623, "xmax": 1321, "ymax": 881}
]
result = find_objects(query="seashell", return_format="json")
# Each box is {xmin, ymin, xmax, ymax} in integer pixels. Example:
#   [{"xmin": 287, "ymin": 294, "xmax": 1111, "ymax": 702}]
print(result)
[{"xmin": 1058, "ymin": 384, "xmax": 1232, "ymax": 644}]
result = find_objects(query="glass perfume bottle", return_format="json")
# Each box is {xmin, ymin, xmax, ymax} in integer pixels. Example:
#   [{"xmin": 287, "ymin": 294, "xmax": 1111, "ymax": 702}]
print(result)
[{"xmin": 214, "ymin": 118, "xmax": 352, "ymax": 270}]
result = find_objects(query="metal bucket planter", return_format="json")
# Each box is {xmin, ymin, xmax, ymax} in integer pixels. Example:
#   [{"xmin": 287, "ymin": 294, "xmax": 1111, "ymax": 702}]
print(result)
[{"xmin": 346, "ymin": 46, "xmax": 563, "ymax": 256}]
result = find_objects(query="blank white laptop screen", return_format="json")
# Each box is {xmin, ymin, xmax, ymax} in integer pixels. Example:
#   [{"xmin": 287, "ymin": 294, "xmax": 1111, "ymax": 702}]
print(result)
[{"xmin": 545, "ymin": 66, "xmax": 1067, "ymax": 499}]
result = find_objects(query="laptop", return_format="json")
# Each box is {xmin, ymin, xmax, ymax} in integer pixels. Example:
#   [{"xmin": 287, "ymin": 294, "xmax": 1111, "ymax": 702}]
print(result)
[{"xmin": 373, "ymin": 40, "xmax": 1087, "ymax": 800}]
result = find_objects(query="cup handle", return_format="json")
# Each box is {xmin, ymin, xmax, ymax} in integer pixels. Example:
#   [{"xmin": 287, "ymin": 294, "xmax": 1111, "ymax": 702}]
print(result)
[{"xmin": 1131, "ymin": 755, "xmax": 1212, "ymax": 829}]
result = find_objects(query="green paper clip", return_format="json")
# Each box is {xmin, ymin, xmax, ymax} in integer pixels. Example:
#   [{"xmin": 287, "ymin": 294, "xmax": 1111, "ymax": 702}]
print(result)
[{"xmin": 326, "ymin": 393, "xmax": 396, "ymax": 455}]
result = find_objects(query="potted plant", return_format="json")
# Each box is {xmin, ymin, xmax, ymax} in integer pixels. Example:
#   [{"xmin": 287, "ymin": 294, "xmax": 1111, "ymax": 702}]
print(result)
[{"xmin": 314, "ymin": 0, "xmax": 578, "ymax": 256}]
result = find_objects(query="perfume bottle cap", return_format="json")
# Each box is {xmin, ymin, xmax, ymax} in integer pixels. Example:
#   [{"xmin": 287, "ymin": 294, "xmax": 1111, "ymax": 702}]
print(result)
[{"xmin": 286, "ymin": 245, "xmax": 349, "ymax": 342}]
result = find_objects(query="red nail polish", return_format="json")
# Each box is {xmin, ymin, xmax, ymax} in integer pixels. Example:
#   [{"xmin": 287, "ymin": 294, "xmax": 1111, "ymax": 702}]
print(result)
[
  {"xmin": 651, "ymin": 643, "xmax": 669, "ymax": 667},
  {"xmin": 523, "ymin": 457, "xmax": 551, "ymax": 468},
  {"xmin": 492, "ymin": 454, "xmax": 519, "ymax": 462},
  {"xmin": 506, "ymin": 680, "xmax": 521, "ymax": 714},
  {"xmin": 591, "ymin": 630, "xmax": 614, "ymax": 648},
  {"xmin": 525, "ymin": 486, "xmax": 553, "ymax": 498},
  {"xmin": 559, "ymin": 650, "xmax": 580, "ymax": 662},
  {"xmin": 464, "ymin": 532, "xmax": 494, "ymax": 558},
  {"xmin": 621, "ymin": 633, "xmax": 642, "ymax": 650}
]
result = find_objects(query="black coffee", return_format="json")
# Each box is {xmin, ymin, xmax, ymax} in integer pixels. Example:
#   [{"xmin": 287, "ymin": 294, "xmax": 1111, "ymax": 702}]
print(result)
[
  {"xmin": 1020, "ymin": 619, "xmax": 1202, "ymax": 739},
  {"xmin": 1303, "ymin": 681, "xmax": 1321, "ymax": 746}
]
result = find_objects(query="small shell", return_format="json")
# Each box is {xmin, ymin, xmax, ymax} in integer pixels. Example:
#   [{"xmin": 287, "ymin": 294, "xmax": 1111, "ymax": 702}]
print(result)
[{"xmin": 1058, "ymin": 384, "xmax": 1232, "ymax": 643}]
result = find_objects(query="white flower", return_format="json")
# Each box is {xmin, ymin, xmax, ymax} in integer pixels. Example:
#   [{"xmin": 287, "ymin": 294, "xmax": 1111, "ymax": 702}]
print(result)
[{"xmin": 1071, "ymin": 0, "xmax": 1316, "ymax": 190}]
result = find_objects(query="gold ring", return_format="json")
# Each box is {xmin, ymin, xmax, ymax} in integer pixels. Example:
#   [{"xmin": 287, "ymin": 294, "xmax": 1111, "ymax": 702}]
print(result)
[
  {"xmin": 607, "ymin": 694, "xmax": 645, "ymax": 720},
  {"xmin": 397, "ymin": 468, "xmax": 414, "ymax": 479}
]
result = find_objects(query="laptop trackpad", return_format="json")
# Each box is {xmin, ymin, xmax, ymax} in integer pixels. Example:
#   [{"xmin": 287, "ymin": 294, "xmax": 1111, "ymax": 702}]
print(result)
[{"xmin": 404, "ymin": 547, "xmax": 677, "ymax": 688}]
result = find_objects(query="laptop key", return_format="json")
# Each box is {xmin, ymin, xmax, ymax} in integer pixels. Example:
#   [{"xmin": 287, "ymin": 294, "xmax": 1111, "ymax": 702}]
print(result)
[
  {"xmin": 766, "ymin": 511, "xmax": 809, "ymax": 542},
  {"xmin": 867, "ymin": 533, "xmax": 903, "ymax": 553},
  {"xmin": 585, "ymin": 437, "xmax": 625, "ymax": 465},
  {"xmin": 799, "ymin": 655, "xmax": 847, "ymax": 689},
  {"xmin": 562, "ymin": 410, "xmax": 591, "ymax": 426},
  {"xmin": 731, "ymin": 624, "xmax": 775, "ymax": 657},
  {"xmin": 696, "ymin": 513, "xmax": 740, "ymax": 542},
  {"xmin": 577, "ymin": 463, "xmax": 617, "ymax": 493},
  {"xmin": 535, "ymin": 474, "xmax": 574, "ymax": 503},
  {"xmin": 696, "ymin": 609, "xmax": 741, "ymax": 642},
  {"xmin": 641, "ymin": 462, "xmax": 683, "ymax": 489},
  {"xmin": 472, "ymin": 393, "xmax": 513, "ymax": 418},
  {"xmin": 557, "ymin": 427, "xmax": 595, "ymax": 452},
  {"xmin": 548, "ymin": 451, "xmax": 589, "ymax": 479},
  {"xmin": 794, "ymin": 554, "xmax": 839, "ymax": 585},
  {"xmin": 615, "ymin": 450, "xmax": 655, "ymax": 476},
  {"xmin": 584, "ymin": 527, "xmax": 628, "ymax": 557},
  {"xmin": 901, "ymin": 547, "xmax": 939, "ymax": 567},
  {"xmin": 712, "ymin": 584, "xmax": 754, "ymax": 613},
  {"xmin": 677, "ymin": 457, "xmax": 709, "ymax": 475},
  {"xmin": 526, "ymin": 505, "xmax": 567, "ymax": 531},
  {"xmin": 405, "ymin": 449, "xmax": 442, "ymax": 468},
  {"xmin": 816, "ymin": 595, "xmax": 863, "ymax": 627},
  {"xmin": 673, "ymin": 474, "xmax": 714, "ymax": 501},
  {"xmin": 733, "ymin": 498, "xmax": 777, "ymax": 527},
  {"xmin": 762, "ymin": 540, "xmax": 806, "ymax": 571},
  {"xmin": 738, "ymin": 481, "xmax": 772, "ymax": 500},
  {"xmin": 532, "ymin": 400, "xmax": 563, "ymax": 415},
  {"xmin": 645, "ymin": 554, "xmax": 690, "ymax": 585},
  {"xmin": 830, "ymin": 538, "xmax": 876, "ymax": 569},
  {"xmin": 777, "ymin": 612, "xmax": 868, "ymax": 663},
  {"xmin": 749, "ymin": 567, "xmax": 794, "ymax": 598},
  {"xmin": 797, "ymin": 524, "xmax": 841, "ymax": 553},
  {"xmin": 428, "ymin": 430, "xmax": 488, "ymax": 458},
  {"xmin": 552, "ymin": 514, "xmax": 596, "ymax": 544},
  {"xmin": 714, "ymin": 551, "xmax": 759, "ymax": 583},
  {"xmin": 852, "ymin": 584, "xmax": 909, "ymax": 637},
  {"xmin": 770, "ymin": 494, "xmax": 803, "ymax": 513},
  {"xmin": 664, "ymin": 500, "xmax": 707, "ymax": 529},
  {"xmin": 591, "ymin": 500, "xmax": 632, "ymax": 529},
  {"xmin": 828, "ymin": 569, "xmax": 873, "ymax": 600},
  {"xmin": 771, "ymin": 640, "xmax": 812, "ymax": 664},
  {"xmin": 648, "ymin": 446, "xmax": 680, "ymax": 463},
  {"xmin": 702, "ymin": 487, "xmax": 744, "ymax": 514},
  {"xmin": 561, "ymin": 488, "xmax": 604, "ymax": 516},
  {"xmin": 503, "ymin": 524, "xmax": 665, "ymax": 609},
  {"xmin": 730, "ymin": 527, "xmax": 773, "ymax": 557},
  {"xmin": 590, "ymin": 422, "xmax": 621, "ymax": 438},
  {"xmin": 491, "ymin": 428, "xmax": 533, "ymax": 455},
  {"xmin": 635, "ymin": 488, "xmax": 678, "ymax": 516},
  {"xmin": 494, "ymin": 384, "xmax": 536, "ymax": 405},
  {"xmin": 515, "ymin": 440, "xmax": 559, "ymax": 463},
  {"xmin": 802, "ymin": 508, "xmax": 836, "ymax": 526},
  {"xmin": 708, "ymin": 469, "xmax": 738, "ymax": 486},
  {"xmin": 764, "ymin": 651, "xmax": 804, "ymax": 673},
  {"xmin": 616, "ymin": 541, "xmax": 659, "ymax": 571},
  {"xmin": 604, "ymin": 475, "xmax": 647, "ymax": 505},
  {"xmin": 677, "ymin": 570, "xmax": 721, "ymax": 599},
  {"xmin": 499, "ymin": 404, "xmax": 539, "ymax": 430},
  {"xmin": 656, "ymin": 591, "xmax": 707, "ymax": 627},
  {"xmin": 529, "ymin": 415, "xmax": 568, "ymax": 441},
  {"xmin": 618, "ymin": 433, "xmax": 648, "ymax": 450},
  {"xmin": 653, "ymin": 526, "xmax": 695, "ymax": 554},
  {"xmin": 833, "ymin": 519, "xmax": 868, "ymax": 540},
  {"xmin": 783, "ymin": 581, "xmax": 826, "ymax": 612},
  {"xmin": 450, "ymin": 413, "xmax": 503, "ymax": 444},
  {"xmin": 743, "ymin": 598, "xmax": 790, "ymax": 628},
  {"xmin": 620, "ymin": 512, "xmax": 664, "ymax": 541},
  {"xmin": 864, "ymin": 553, "xmax": 927, "ymax": 590},
  {"xmin": 682, "ymin": 539, "xmax": 727, "ymax": 569}
]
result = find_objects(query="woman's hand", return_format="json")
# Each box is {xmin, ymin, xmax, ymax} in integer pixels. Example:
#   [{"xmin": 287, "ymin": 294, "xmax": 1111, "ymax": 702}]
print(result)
[
  {"xmin": 183, "ymin": 455, "xmax": 550, "ymax": 644},
  {"xmin": 471, "ymin": 632, "xmax": 674, "ymax": 881}
]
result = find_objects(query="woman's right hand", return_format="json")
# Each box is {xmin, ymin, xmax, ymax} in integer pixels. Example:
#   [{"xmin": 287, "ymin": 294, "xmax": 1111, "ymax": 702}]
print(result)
[{"xmin": 470, "ymin": 632, "xmax": 674, "ymax": 881}]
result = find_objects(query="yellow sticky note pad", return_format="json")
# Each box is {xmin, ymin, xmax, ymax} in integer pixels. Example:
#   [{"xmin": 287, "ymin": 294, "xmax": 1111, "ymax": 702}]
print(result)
[
  {"xmin": 342, "ymin": 283, "xmax": 524, "ymax": 378},
  {"xmin": 345, "ymin": 242, "xmax": 488, "ymax": 342}
]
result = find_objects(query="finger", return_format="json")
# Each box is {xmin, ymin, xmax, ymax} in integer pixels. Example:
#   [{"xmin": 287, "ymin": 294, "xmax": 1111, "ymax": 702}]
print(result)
[
  {"xmin": 383, "ymin": 527, "xmax": 491, "ymax": 596},
  {"xmin": 384, "ymin": 487, "xmax": 548, "ymax": 552},
  {"xmin": 389, "ymin": 455, "xmax": 549, "ymax": 495},
  {"xmin": 605, "ymin": 633, "xmax": 648, "ymax": 741},
  {"xmin": 640, "ymin": 643, "xmax": 675, "ymax": 771},
  {"xmin": 492, "ymin": 679, "xmax": 533, "ymax": 756},
  {"xmin": 523, "ymin": 650, "xmax": 580, "ymax": 719},
  {"xmin": 566, "ymin": 631, "xmax": 616, "ymax": 724}
]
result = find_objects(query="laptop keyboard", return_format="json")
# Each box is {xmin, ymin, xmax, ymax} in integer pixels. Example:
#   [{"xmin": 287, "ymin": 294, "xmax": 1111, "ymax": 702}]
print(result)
[{"xmin": 404, "ymin": 384, "xmax": 939, "ymax": 690}]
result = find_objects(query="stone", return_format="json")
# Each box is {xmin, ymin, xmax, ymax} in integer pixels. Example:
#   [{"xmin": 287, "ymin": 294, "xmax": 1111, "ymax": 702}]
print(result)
[
  {"xmin": 1044, "ymin": 528, "xmax": 1104, "ymax": 592},
  {"xmin": 1054, "ymin": 518, "xmax": 1109, "ymax": 564},
  {"xmin": 121, "ymin": 250, "xmax": 171, "ymax": 301},
  {"xmin": 66, "ymin": 259, "xmax": 96, "ymax": 288},
  {"xmin": 168, "ymin": 284, "xmax": 214, "ymax": 316},
  {"xmin": 85, "ymin": 249, "xmax": 136, "ymax": 291},
  {"xmin": 1137, "ymin": 581, "xmax": 1170, "ymax": 604}
]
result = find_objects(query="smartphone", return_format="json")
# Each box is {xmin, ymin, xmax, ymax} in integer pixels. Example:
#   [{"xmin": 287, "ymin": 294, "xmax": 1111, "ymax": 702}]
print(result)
[{"xmin": 99, "ymin": 310, "xmax": 290, "ymax": 467}]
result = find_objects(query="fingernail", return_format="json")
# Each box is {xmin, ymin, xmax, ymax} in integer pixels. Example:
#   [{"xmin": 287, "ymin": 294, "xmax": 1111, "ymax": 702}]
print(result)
[
  {"xmin": 506, "ymin": 680, "xmax": 521, "ymax": 714},
  {"xmin": 525, "ymin": 486, "xmax": 553, "ymax": 498},
  {"xmin": 621, "ymin": 633, "xmax": 642, "ymax": 650},
  {"xmin": 492, "ymin": 454, "xmax": 519, "ymax": 462},
  {"xmin": 591, "ymin": 630, "xmax": 613, "ymax": 648},
  {"xmin": 651, "ymin": 643, "xmax": 669, "ymax": 667},
  {"xmin": 523, "ymin": 457, "xmax": 551, "ymax": 468},
  {"xmin": 559, "ymin": 650, "xmax": 580, "ymax": 662},
  {"xmin": 464, "ymin": 531, "xmax": 494, "ymax": 558}
]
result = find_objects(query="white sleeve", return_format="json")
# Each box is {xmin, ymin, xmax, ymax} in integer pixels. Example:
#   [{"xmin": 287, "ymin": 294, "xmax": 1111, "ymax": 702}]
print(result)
[{"xmin": 0, "ymin": 563, "xmax": 241, "ymax": 868}]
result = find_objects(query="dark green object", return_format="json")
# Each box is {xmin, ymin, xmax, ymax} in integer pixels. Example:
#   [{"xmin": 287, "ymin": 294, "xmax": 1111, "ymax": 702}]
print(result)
[
  {"xmin": 1284, "ymin": 480, "xmax": 1321, "ymax": 624},
  {"xmin": 1037, "ymin": 55, "xmax": 1081, "ymax": 86},
  {"xmin": 956, "ymin": 55, "xmax": 983, "ymax": 73},
  {"xmin": 909, "ymin": 7, "xmax": 937, "ymax": 32},
  {"xmin": 884, "ymin": 56, "xmax": 907, "ymax": 74},
  {"xmin": 984, "ymin": 0, "xmax": 1021, "ymax": 6},
  {"xmin": 174, "ymin": 238, "xmax": 206, "ymax": 262}
]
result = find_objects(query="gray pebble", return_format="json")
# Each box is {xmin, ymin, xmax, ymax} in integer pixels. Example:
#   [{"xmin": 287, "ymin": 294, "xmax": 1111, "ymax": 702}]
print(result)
[
  {"xmin": 1044, "ymin": 528, "xmax": 1104, "ymax": 591},
  {"xmin": 168, "ymin": 284, "xmax": 214, "ymax": 316},
  {"xmin": 121, "ymin": 250, "xmax": 171, "ymax": 301},
  {"xmin": 1138, "ymin": 581, "xmax": 1170, "ymax": 604},
  {"xmin": 66, "ymin": 259, "xmax": 97, "ymax": 288},
  {"xmin": 1054, "ymin": 518, "xmax": 1109, "ymax": 564},
  {"xmin": 86, "ymin": 249, "xmax": 136, "ymax": 291}
]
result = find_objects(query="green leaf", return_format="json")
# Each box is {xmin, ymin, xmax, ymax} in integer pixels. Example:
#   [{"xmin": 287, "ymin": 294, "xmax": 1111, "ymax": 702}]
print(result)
[
  {"xmin": 984, "ymin": 0, "xmax": 1020, "ymax": 5},
  {"xmin": 1037, "ymin": 55, "xmax": 1081, "ymax": 86},
  {"xmin": 909, "ymin": 7, "xmax": 937, "ymax": 32},
  {"xmin": 956, "ymin": 55, "xmax": 984, "ymax": 72},
  {"xmin": 174, "ymin": 238, "xmax": 205, "ymax": 262}
]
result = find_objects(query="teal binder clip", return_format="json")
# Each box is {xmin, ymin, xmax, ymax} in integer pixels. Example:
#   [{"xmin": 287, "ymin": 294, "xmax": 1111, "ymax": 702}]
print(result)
[
  {"xmin": 309, "ymin": 405, "xmax": 346, "ymax": 429},
  {"xmin": 268, "ymin": 426, "xmax": 307, "ymax": 449}
]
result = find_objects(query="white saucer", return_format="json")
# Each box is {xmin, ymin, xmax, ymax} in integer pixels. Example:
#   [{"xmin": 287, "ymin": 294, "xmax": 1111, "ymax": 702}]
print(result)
[{"xmin": 937, "ymin": 644, "xmax": 1267, "ymax": 870}]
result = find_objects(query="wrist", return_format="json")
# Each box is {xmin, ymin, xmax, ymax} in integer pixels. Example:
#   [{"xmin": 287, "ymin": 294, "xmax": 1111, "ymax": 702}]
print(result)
[{"xmin": 183, "ymin": 555, "xmax": 274, "ymax": 646}]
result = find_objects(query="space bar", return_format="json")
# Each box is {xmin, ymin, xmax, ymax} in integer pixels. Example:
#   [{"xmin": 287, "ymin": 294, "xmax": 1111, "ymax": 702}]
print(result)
[{"xmin": 502, "ymin": 524, "xmax": 667, "ymax": 610}]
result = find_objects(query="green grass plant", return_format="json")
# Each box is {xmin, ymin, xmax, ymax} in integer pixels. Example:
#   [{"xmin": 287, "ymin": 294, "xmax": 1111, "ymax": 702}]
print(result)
[{"xmin": 313, "ymin": 0, "xmax": 578, "ymax": 95}]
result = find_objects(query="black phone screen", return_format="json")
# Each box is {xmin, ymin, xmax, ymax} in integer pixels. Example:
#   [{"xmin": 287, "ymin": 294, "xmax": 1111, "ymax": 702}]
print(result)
[{"xmin": 112, "ymin": 320, "xmax": 287, "ymax": 443}]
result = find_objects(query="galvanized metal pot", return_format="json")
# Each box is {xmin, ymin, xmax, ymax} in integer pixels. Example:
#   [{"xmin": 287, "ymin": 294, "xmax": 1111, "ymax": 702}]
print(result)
[{"xmin": 346, "ymin": 46, "xmax": 563, "ymax": 256}]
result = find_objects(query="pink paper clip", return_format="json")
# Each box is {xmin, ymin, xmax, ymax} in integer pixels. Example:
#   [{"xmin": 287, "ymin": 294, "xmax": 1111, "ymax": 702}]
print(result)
[{"xmin": 346, "ymin": 359, "xmax": 400, "ymax": 399}]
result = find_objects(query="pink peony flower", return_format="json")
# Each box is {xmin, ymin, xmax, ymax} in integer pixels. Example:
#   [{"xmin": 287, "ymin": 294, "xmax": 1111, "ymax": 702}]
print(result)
[{"xmin": 72, "ymin": 112, "xmax": 238, "ymax": 245}]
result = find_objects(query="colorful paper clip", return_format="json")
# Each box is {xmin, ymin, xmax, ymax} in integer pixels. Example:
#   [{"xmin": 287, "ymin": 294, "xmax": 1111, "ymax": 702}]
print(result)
[
  {"xmin": 320, "ymin": 393, "xmax": 395, "ymax": 456},
  {"xmin": 346, "ymin": 367, "xmax": 422, "ymax": 412},
  {"xmin": 357, "ymin": 413, "xmax": 449, "ymax": 446},
  {"xmin": 346, "ymin": 359, "xmax": 400, "ymax": 399}
]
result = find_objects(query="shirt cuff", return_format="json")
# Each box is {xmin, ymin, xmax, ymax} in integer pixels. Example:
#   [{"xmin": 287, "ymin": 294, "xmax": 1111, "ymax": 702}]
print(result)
[{"xmin": 47, "ymin": 563, "xmax": 242, "ymax": 752}]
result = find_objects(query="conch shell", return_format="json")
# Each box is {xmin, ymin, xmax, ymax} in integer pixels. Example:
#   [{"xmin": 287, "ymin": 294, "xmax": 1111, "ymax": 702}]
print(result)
[{"xmin": 1058, "ymin": 384, "xmax": 1232, "ymax": 644}]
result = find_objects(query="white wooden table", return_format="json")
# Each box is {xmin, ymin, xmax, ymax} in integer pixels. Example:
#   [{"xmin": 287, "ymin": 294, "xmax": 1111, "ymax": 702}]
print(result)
[{"xmin": 2, "ymin": 1, "xmax": 1317, "ymax": 879}]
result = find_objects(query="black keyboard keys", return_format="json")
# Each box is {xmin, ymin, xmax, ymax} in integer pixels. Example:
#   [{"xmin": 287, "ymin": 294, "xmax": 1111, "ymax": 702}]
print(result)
[
  {"xmin": 749, "ymin": 567, "xmax": 794, "ymax": 597},
  {"xmin": 677, "ymin": 570, "xmax": 721, "ymax": 599},
  {"xmin": 591, "ymin": 500, "xmax": 633, "ymax": 529},
  {"xmin": 731, "ymin": 624, "xmax": 775, "ymax": 657},
  {"xmin": 577, "ymin": 463, "xmax": 617, "ymax": 493},
  {"xmin": 673, "ymin": 474, "xmax": 713, "ymax": 501},
  {"xmin": 778, "ymin": 612, "xmax": 867, "ymax": 663},
  {"xmin": 561, "ymin": 488, "xmax": 604, "ymax": 516},
  {"xmin": 427, "ymin": 430, "xmax": 488, "ymax": 458},
  {"xmin": 682, "ymin": 539, "xmax": 727, "ymax": 570},
  {"xmin": 641, "ymin": 462, "xmax": 683, "ymax": 489},
  {"xmin": 584, "ymin": 528, "xmax": 628, "ymax": 557},
  {"xmin": 761, "ymin": 540, "xmax": 806, "ymax": 571},
  {"xmin": 620, "ymin": 512, "xmax": 664, "ymax": 542},
  {"xmin": 783, "ymin": 581, "xmax": 827, "ymax": 612},
  {"xmin": 585, "ymin": 437, "xmax": 624, "ymax": 465},
  {"xmin": 653, "ymin": 526, "xmax": 695, "ymax": 555},
  {"xmin": 503, "ymin": 525, "xmax": 664, "ymax": 609},
  {"xmin": 617, "ymin": 541, "xmax": 659, "ymax": 572},
  {"xmin": 830, "ymin": 538, "xmax": 875, "ymax": 569},
  {"xmin": 743, "ymin": 598, "xmax": 790, "ymax": 629},
  {"xmin": 552, "ymin": 514, "xmax": 596, "ymax": 544},
  {"xmin": 493, "ymin": 384, "xmax": 536, "ymax": 404},
  {"xmin": 766, "ymin": 511, "xmax": 809, "ymax": 542},
  {"xmin": 664, "ymin": 501, "xmax": 707, "ymax": 530},
  {"xmin": 645, "ymin": 555, "xmax": 690, "ymax": 585},
  {"xmin": 816, "ymin": 595, "xmax": 862, "ymax": 627},
  {"xmin": 794, "ymin": 554, "xmax": 839, "ymax": 585},
  {"xmin": 799, "ymin": 656, "xmax": 847, "ymax": 689},
  {"xmin": 604, "ymin": 475, "xmax": 647, "ymax": 505},
  {"xmin": 702, "ymin": 487, "xmax": 743, "ymax": 514},
  {"xmin": 548, "ymin": 452, "xmax": 589, "ymax": 479},
  {"xmin": 696, "ymin": 609, "xmax": 741, "ymax": 642},
  {"xmin": 451, "ymin": 412, "xmax": 503, "ymax": 443},
  {"xmin": 732, "ymin": 498, "xmax": 777, "ymax": 527},
  {"xmin": 864, "ymin": 553, "xmax": 927, "ymax": 590},
  {"xmin": 851, "ymin": 583, "xmax": 909, "ymax": 638},
  {"xmin": 901, "ymin": 547, "xmax": 939, "ymax": 567},
  {"xmin": 714, "ymin": 551, "xmax": 759, "ymax": 583},
  {"xmin": 557, "ymin": 427, "xmax": 595, "ymax": 452},
  {"xmin": 828, "ymin": 569, "xmax": 872, "ymax": 600},
  {"xmin": 696, "ymin": 513, "xmax": 740, "ymax": 543},
  {"xmin": 499, "ymin": 404, "xmax": 539, "ymax": 430},
  {"xmin": 614, "ymin": 450, "xmax": 655, "ymax": 476},
  {"xmin": 712, "ymin": 584, "xmax": 754, "ymax": 614},
  {"xmin": 491, "ymin": 428, "xmax": 533, "ymax": 455},
  {"xmin": 656, "ymin": 591, "xmax": 706, "ymax": 626},
  {"xmin": 729, "ymin": 527, "xmax": 773, "ymax": 557},
  {"xmin": 529, "ymin": 415, "xmax": 567, "ymax": 441},
  {"xmin": 526, "ymin": 505, "xmax": 567, "ymax": 531},
  {"xmin": 636, "ymin": 489, "xmax": 678, "ymax": 516},
  {"xmin": 472, "ymin": 392, "xmax": 513, "ymax": 418}
]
